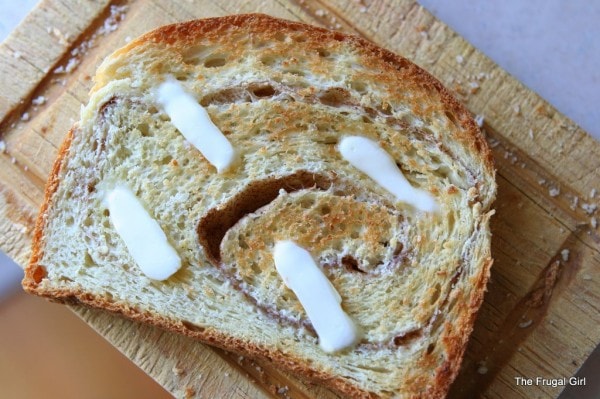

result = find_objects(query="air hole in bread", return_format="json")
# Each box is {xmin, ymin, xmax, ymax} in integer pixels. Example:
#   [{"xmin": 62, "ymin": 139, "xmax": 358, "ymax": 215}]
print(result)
[
  {"xmin": 393, "ymin": 243, "xmax": 404, "ymax": 257},
  {"xmin": 315, "ymin": 136, "xmax": 338, "ymax": 145},
  {"xmin": 377, "ymin": 103, "xmax": 393, "ymax": 116},
  {"xmin": 319, "ymin": 204, "xmax": 331, "ymax": 215},
  {"xmin": 393, "ymin": 329, "xmax": 421, "ymax": 345},
  {"xmin": 84, "ymin": 251, "xmax": 94, "ymax": 267},
  {"xmin": 274, "ymin": 32, "xmax": 287, "ymax": 42},
  {"xmin": 285, "ymin": 69, "xmax": 305, "ymax": 77},
  {"xmin": 238, "ymin": 235, "xmax": 248, "ymax": 249},
  {"xmin": 197, "ymin": 171, "xmax": 333, "ymax": 264},
  {"xmin": 315, "ymin": 122, "xmax": 331, "ymax": 132},
  {"xmin": 293, "ymin": 34, "xmax": 307, "ymax": 42},
  {"xmin": 434, "ymin": 166, "xmax": 451, "ymax": 180},
  {"xmin": 317, "ymin": 48, "xmax": 330, "ymax": 57},
  {"xmin": 447, "ymin": 212, "xmax": 455, "ymax": 232},
  {"xmin": 250, "ymin": 84, "xmax": 277, "ymax": 98},
  {"xmin": 65, "ymin": 216, "xmax": 74, "ymax": 227},
  {"xmin": 318, "ymin": 87, "xmax": 352, "ymax": 108},
  {"xmin": 158, "ymin": 155, "xmax": 173, "ymax": 165},
  {"xmin": 447, "ymin": 296, "xmax": 458, "ymax": 313},
  {"xmin": 430, "ymin": 283, "xmax": 441, "ymax": 304},
  {"xmin": 181, "ymin": 45, "xmax": 211, "ymax": 65},
  {"xmin": 259, "ymin": 54, "xmax": 278, "ymax": 66},
  {"xmin": 200, "ymin": 87, "xmax": 252, "ymax": 106},
  {"xmin": 204, "ymin": 56, "xmax": 226, "ymax": 68},
  {"xmin": 342, "ymin": 255, "xmax": 365, "ymax": 274},
  {"xmin": 350, "ymin": 80, "xmax": 367, "ymax": 93},
  {"xmin": 98, "ymin": 96, "xmax": 118, "ymax": 118},
  {"xmin": 430, "ymin": 155, "xmax": 441, "ymax": 165},
  {"xmin": 138, "ymin": 123, "xmax": 151, "ymax": 137},
  {"xmin": 426, "ymin": 342, "xmax": 436, "ymax": 354},
  {"xmin": 250, "ymin": 261, "xmax": 261, "ymax": 275},
  {"xmin": 300, "ymin": 197, "xmax": 315, "ymax": 209},
  {"xmin": 30, "ymin": 266, "xmax": 46, "ymax": 284},
  {"xmin": 182, "ymin": 320, "xmax": 206, "ymax": 333},
  {"xmin": 445, "ymin": 111, "xmax": 458, "ymax": 127}
]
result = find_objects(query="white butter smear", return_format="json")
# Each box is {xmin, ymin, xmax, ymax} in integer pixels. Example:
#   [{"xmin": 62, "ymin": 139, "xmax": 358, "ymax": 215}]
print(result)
[
  {"xmin": 106, "ymin": 185, "xmax": 181, "ymax": 281},
  {"xmin": 156, "ymin": 78, "xmax": 236, "ymax": 173},
  {"xmin": 338, "ymin": 135, "xmax": 438, "ymax": 212},
  {"xmin": 273, "ymin": 240, "xmax": 360, "ymax": 353}
]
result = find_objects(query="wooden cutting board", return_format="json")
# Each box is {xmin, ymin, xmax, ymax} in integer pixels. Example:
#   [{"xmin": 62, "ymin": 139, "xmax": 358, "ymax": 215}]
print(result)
[{"xmin": 1, "ymin": 1, "xmax": 599, "ymax": 398}]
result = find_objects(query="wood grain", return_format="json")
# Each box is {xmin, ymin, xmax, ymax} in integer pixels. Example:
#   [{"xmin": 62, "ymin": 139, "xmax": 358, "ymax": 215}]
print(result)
[{"xmin": 1, "ymin": 0, "xmax": 598, "ymax": 398}]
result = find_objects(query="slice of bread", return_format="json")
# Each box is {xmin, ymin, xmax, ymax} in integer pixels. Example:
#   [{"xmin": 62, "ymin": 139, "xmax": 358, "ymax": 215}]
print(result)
[{"xmin": 23, "ymin": 14, "xmax": 496, "ymax": 398}]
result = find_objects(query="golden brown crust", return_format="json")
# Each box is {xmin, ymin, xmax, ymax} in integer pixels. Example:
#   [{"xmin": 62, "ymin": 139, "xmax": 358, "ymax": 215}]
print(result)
[
  {"xmin": 136, "ymin": 14, "xmax": 494, "ymax": 181},
  {"xmin": 24, "ymin": 127, "xmax": 74, "ymax": 291},
  {"xmin": 24, "ymin": 14, "xmax": 495, "ymax": 399}
]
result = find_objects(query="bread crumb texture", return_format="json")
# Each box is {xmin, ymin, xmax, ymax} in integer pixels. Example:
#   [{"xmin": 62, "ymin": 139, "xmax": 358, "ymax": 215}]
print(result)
[{"xmin": 25, "ymin": 14, "xmax": 496, "ymax": 399}]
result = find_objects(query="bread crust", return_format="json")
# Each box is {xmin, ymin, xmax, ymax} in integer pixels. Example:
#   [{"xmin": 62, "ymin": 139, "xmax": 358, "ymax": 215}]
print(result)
[
  {"xmin": 111, "ymin": 14, "xmax": 494, "ymax": 180},
  {"xmin": 24, "ymin": 127, "xmax": 74, "ymax": 291},
  {"xmin": 24, "ymin": 14, "xmax": 496, "ymax": 399}
]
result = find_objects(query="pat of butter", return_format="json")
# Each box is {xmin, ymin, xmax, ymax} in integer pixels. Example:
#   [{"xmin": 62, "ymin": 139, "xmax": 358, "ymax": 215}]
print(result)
[
  {"xmin": 273, "ymin": 241, "xmax": 360, "ymax": 353},
  {"xmin": 156, "ymin": 78, "xmax": 236, "ymax": 173},
  {"xmin": 338, "ymin": 135, "xmax": 438, "ymax": 212},
  {"xmin": 106, "ymin": 185, "xmax": 181, "ymax": 280}
]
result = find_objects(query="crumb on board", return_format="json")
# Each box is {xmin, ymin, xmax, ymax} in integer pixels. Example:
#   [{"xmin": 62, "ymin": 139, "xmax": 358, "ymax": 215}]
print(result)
[
  {"xmin": 456, "ymin": 54, "xmax": 464, "ymax": 64},
  {"xmin": 474, "ymin": 114, "xmax": 484, "ymax": 128},
  {"xmin": 518, "ymin": 319, "xmax": 533, "ymax": 329},
  {"xmin": 468, "ymin": 81, "xmax": 480, "ymax": 94},
  {"xmin": 561, "ymin": 249, "xmax": 570, "ymax": 262},
  {"xmin": 53, "ymin": 5, "xmax": 128, "ymax": 76},
  {"xmin": 21, "ymin": 112, "xmax": 30, "ymax": 121},
  {"xmin": 32, "ymin": 96, "xmax": 46, "ymax": 106},
  {"xmin": 570, "ymin": 196, "xmax": 579, "ymax": 210},
  {"xmin": 591, "ymin": 217, "xmax": 598, "ymax": 229},
  {"xmin": 549, "ymin": 187, "xmax": 560, "ymax": 197},
  {"xmin": 581, "ymin": 203, "xmax": 598, "ymax": 215},
  {"xmin": 0, "ymin": 140, "xmax": 6, "ymax": 153},
  {"xmin": 276, "ymin": 385, "xmax": 291, "ymax": 398},
  {"xmin": 184, "ymin": 387, "xmax": 195, "ymax": 398}
]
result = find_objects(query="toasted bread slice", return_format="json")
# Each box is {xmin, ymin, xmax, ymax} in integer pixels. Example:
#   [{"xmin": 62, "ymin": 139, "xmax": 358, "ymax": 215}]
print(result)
[{"xmin": 23, "ymin": 14, "xmax": 496, "ymax": 398}]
